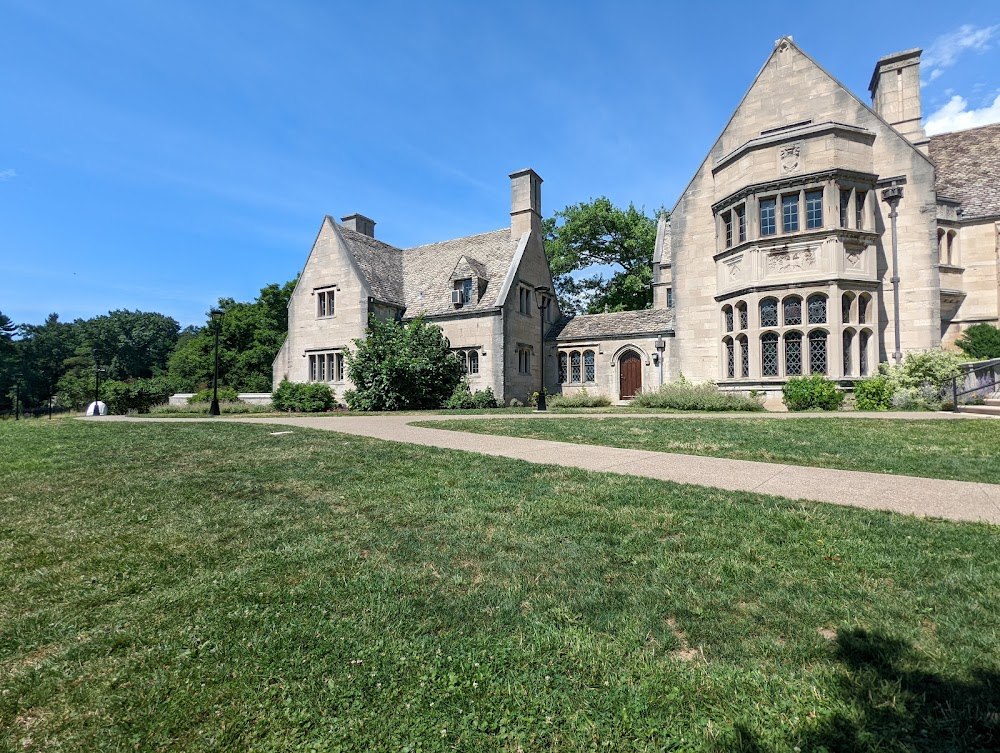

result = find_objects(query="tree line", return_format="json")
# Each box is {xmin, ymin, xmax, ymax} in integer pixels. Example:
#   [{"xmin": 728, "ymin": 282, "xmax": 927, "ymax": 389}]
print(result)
[{"xmin": 0, "ymin": 280, "xmax": 296, "ymax": 413}]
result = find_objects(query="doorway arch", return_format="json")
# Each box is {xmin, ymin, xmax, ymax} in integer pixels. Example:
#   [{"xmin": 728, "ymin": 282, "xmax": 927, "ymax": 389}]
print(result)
[{"xmin": 618, "ymin": 350, "xmax": 643, "ymax": 399}]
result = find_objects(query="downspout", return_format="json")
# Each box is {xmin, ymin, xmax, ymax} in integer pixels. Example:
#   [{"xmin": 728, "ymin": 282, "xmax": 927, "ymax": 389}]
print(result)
[{"xmin": 881, "ymin": 185, "xmax": 904, "ymax": 365}]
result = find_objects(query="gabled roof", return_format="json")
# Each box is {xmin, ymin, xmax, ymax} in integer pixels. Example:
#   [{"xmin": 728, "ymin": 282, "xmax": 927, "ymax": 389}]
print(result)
[
  {"xmin": 547, "ymin": 309, "xmax": 675, "ymax": 341},
  {"xmin": 329, "ymin": 222, "xmax": 523, "ymax": 317},
  {"xmin": 929, "ymin": 123, "xmax": 1000, "ymax": 220},
  {"xmin": 402, "ymin": 229, "xmax": 520, "ymax": 316}
]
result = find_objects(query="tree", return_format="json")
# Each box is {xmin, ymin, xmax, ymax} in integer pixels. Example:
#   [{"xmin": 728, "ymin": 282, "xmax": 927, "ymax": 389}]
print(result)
[
  {"xmin": 344, "ymin": 315, "xmax": 463, "ymax": 411},
  {"xmin": 167, "ymin": 279, "xmax": 296, "ymax": 393},
  {"xmin": 543, "ymin": 198, "xmax": 660, "ymax": 314},
  {"xmin": 955, "ymin": 324, "xmax": 1000, "ymax": 360},
  {"xmin": 0, "ymin": 311, "xmax": 17, "ymax": 410}
]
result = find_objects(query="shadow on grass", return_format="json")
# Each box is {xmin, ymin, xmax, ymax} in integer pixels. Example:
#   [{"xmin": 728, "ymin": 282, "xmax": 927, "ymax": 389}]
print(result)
[{"xmin": 721, "ymin": 628, "xmax": 999, "ymax": 752}]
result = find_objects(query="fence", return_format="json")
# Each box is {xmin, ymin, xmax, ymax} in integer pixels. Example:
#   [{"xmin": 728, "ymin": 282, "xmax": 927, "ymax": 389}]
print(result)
[{"xmin": 0, "ymin": 405, "xmax": 78, "ymax": 420}]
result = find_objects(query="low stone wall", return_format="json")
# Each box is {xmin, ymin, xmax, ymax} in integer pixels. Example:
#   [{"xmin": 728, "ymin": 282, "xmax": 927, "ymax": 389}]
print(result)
[{"xmin": 167, "ymin": 393, "xmax": 273, "ymax": 406}]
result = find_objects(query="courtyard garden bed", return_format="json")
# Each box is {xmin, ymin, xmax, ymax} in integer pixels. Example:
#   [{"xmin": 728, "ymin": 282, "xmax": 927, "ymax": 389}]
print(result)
[{"xmin": 1, "ymin": 420, "xmax": 997, "ymax": 751}]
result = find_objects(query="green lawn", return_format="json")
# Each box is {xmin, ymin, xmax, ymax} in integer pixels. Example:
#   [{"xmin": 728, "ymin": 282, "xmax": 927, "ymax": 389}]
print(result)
[
  {"xmin": 1, "ymin": 420, "xmax": 998, "ymax": 751},
  {"xmin": 417, "ymin": 416, "xmax": 1000, "ymax": 484}
]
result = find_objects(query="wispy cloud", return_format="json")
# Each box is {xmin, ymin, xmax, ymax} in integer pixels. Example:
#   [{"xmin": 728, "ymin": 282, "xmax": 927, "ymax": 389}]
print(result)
[
  {"xmin": 925, "ymin": 93, "xmax": 1000, "ymax": 135},
  {"xmin": 923, "ymin": 24, "xmax": 999, "ymax": 83},
  {"xmin": 0, "ymin": 168, "xmax": 16, "ymax": 180}
]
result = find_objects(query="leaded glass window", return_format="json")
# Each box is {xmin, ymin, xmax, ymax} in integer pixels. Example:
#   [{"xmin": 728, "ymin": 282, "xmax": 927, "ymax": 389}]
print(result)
[
  {"xmin": 805, "ymin": 190, "xmax": 823, "ymax": 229},
  {"xmin": 736, "ymin": 206, "xmax": 746, "ymax": 242},
  {"xmin": 583, "ymin": 350, "xmax": 595, "ymax": 382},
  {"xmin": 855, "ymin": 190, "xmax": 866, "ymax": 229},
  {"xmin": 785, "ymin": 332, "xmax": 802, "ymax": 375},
  {"xmin": 782, "ymin": 194, "xmax": 799, "ymax": 232},
  {"xmin": 842, "ymin": 293, "xmax": 853, "ymax": 324},
  {"xmin": 724, "ymin": 306, "xmax": 734, "ymax": 332},
  {"xmin": 739, "ymin": 336, "xmax": 749, "ymax": 378},
  {"xmin": 843, "ymin": 330, "xmax": 853, "ymax": 375},
  {"xmin": 860, "ymin": 330, "xmax": 870, "ymax": 376},
  {"xmin": 760, "ymin": 298, "xmax": 778, "ymax": 327},
  {"xmin": 783, "ymin": 297, "xmax": 802, "ymax": 326},
  {"xmin": 468, "ymin": 350, "xmax": 479, "ymax": 375},
  {"xmin": 737, "ymin": 303, "xmax": 748, "ymax": 330},
  {"xmin": 807, "ymin": 295, "xmax": 827, "ymax": 324},
  {"xmin": 558, "ymin": 353, "xmax": 567, "ymax": 383},
  {"xmin": 724, "ymin": 212, "xmax": 733, "ymax": 247},
  {"xmin": 858, "ymin": 294, "xmax": 869, "ymax": 324},
  {"xmin": 570, "ymin": 351, "xmax": 581, "ymax": 383},
  {"xmin": 761, "ymin": 333, "xmax": 779, "ymax": 376},
  {"xmin": 760, "ymin": 198, "xmax": 776, "ymax": 236},
  {"xmin": 725, "ymin": 339, "xmax": 735, "ymax": 378},
  {"xmin": 809, "ymin": 330, "xmax": 827, "ymax": 375},
  {"xmin": 839, "ymin": 189, "xmax": 850, "ymax": 228}
]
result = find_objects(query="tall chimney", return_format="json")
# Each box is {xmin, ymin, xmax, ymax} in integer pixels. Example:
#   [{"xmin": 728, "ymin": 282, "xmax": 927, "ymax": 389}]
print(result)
[
  {"xmin": 509, "ymin": 168, "xmax": 542, "ymax": 238},
  {"xmin": 869, "ymin": 49, "xmax": 928, "ymax": 152},
  {"xmin": 340, "ymin": 214, "xmax": 376, "ymax": 238}
]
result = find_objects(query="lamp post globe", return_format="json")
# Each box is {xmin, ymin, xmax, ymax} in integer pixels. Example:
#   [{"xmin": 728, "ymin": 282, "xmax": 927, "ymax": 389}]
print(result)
[
  {"xmin": 209, "ymin": 308, "xmax": 225, "ymax": 416},
  {"xmin": 534, "ymin": 286, "xmax": 550, "ymax": 412}
]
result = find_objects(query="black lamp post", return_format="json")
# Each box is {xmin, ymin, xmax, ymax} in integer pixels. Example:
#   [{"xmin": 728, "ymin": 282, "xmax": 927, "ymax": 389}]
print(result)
[
  {"xmin": 14, "ymin": 372, "xmax": 22, "ymax": 421},
  {"xmin": 209, "ymin": 308, "xmax": 224, "ymax": 416},
  {"xmin": 92, "ymin": 349, "xmax": 105, "ymax": 416},
  {"xmin": 534, "ymin": 286, "xmax": 550, "ymax": 412}
]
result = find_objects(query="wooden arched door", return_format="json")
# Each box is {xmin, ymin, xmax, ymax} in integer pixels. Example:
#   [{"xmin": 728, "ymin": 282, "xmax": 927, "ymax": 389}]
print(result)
[{"xmin": 619, "ymin": 351, "xmax": 642, "ymax": 399}]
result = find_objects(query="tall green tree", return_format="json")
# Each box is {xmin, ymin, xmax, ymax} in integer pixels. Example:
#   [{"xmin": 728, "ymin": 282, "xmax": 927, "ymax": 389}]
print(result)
[
  {"xmin": 167, "ymin": 279, "xmax": 296, "ymax": 393},
  {"xmin": 543, "ymin": 197, "xmax": 660, "ymax": 314},
  {"xmin": 0, "ymin": 311, "xmax": 17, "ymax": 410},
  {"xmin": 18, "ymin": 314, "xmax": 81, "ymax": 407}
]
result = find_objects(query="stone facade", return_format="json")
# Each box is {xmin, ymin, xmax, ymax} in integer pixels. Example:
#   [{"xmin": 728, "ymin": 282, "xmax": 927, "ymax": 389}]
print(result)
[
  {"xmin": 273, "ymin": 169, "xmax": 562, "ymax": 405},
  {"xmin": 654, "ymin": 37, "xmax": 1000, "ymax": 397}
]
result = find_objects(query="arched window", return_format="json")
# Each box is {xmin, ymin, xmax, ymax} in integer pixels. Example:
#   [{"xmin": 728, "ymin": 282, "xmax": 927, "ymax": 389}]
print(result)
[
  {"xmin": 842, "ymin": 292, "xmax": 854, "ymax": 324},
  {"xmin": 807, "ymin": 294, "xmax": 827, "ymax": 324},
  {"xmin": 468, "ymin": 350, "xmax": 479, "ymax": 375},
  {"xmin": 783, "ymin": 296, "xmax": 802, "ymax": 326},
  {"xmin": 558, "ymin": 352, "xmax": 567, "ymax": 383},
  {"xmin": 736, "ymin": 301, "xmax": 748, "ymax": 330},
  {"xmin": 858, "ymin": 293, "xmax": 871, "ymax": 325},
  {"xmin": 784, "ymin": 331, "xmax": 802, "ymax": 375},
  {"xmin": 809, "ymin": 330, "xmax": 827, "ymax": 375},
  {"xmin": 737, "ymin": 334, "xmax": 749, "ymax": 378},
  {"xmin": 760, "ymin": 298, "xmax": 778, "ymax": 328},
  {"xmin": 724, "ymin": 337, "xmax": 735, "ymax": 378},
  {"xmin": 723, "ymin": 305, "xmax": 734, "ymax": 332},
  {"xmin": 843, "ymin": 329, "xmax": 854, "ymax": 376},
  {"xmin": 761, "ymin": 332, "xmax": 779, "ymax": 376},
  {"xmin": 937, "ymin": 228, "xmax": 946, "ymax": 262},
  {"xmin": 570, "ymin": 351, "xmax": 581, "ymax": 383},
  {"xmin": 859, "ymin": 329, "xmax": 871, "ymax": 376},
  {"xmin": 583, "ymin": 350, "xmax": 595, "ymax": 382}
]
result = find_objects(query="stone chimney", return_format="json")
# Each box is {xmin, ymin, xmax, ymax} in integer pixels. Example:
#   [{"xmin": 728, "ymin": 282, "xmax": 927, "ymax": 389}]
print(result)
[
  {"xmin": 509, "ymin": 168, "xmax": 542, "ymax": 238},
  {"xmin": 340, "ymin": 214, "xmax": 376, "ymax": 238},
  {"xmin": 869, "ymin": 49, "xmax": 928, "ymax": 152}
]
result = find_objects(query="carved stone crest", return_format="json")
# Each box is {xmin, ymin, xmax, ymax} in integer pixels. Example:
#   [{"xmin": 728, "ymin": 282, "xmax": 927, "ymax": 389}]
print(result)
[
  {"xmin": 780, "ymin": 144, "xmax": 801, "ymax": 174},
  {"xmin": 768, "ymin": 248, "xmax": 815, "ymax": 273},
  {"xmin": 846, "ymin": 251, "xmax": 861, "ymax": 268}
]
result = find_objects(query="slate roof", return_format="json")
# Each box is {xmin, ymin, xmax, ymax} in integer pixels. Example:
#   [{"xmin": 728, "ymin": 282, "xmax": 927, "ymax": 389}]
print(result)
[
  {"xmin": 929, "ymin": 123, "xmax": 1000, "ymax": 220},
  {"xmin": 334, "ymin": 222, "xmax": 522, "ymax": 317},
  {"xmin": 547, "ymin": 309, "xmax": 675, "ymax": 341}
]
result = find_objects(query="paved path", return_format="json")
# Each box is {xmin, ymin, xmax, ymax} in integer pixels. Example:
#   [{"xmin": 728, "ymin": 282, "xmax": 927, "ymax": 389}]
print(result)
[{"xmin": 101, "ymin": 412, "xmax": 1000, "ymax": 525}]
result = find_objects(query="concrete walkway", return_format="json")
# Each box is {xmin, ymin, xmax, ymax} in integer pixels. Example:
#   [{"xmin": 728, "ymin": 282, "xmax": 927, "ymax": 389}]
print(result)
[{"xmin": 102, "ymin": 412, "xmax": 1000, "ymax": 525}]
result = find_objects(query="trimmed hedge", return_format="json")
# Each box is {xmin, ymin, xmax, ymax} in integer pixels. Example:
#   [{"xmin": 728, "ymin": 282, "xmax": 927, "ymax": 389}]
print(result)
[
  {"xmin": 445, "ymin": 383, "xmax": 500, "ymax": 410},
  {"xmin": 782, "ymin": 375, "xmax": 845, "ymax": 411},
  {"xmin": 188, "ymin": 386, "xmax": 240, "ymax": 404},
  {"xmin": 271, "ymin": 380, "xmax": 337, "ymax": 412}
]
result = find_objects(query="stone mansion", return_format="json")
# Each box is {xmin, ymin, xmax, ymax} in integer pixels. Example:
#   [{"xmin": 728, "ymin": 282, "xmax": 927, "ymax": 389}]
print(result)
[{"xmin": 273, "ymin": 37, "xmax": 999, "ymax": 403}]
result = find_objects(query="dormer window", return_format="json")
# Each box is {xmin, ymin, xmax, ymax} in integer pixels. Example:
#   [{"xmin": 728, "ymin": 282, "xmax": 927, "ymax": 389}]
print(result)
[{"xmin": 454, "ymin": 278, "xmax": 473, "ymax": 304}]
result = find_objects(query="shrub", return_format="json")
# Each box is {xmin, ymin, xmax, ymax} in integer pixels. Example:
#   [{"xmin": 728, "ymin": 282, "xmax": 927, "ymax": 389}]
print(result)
[
  {"xmin": 899, "ymin": 349, "xmax": 964, "ymax": 389},
  {"xmin": 149, "ymin": 401, "xmax": 273, "ymax": 416},
  {"xmin": 854, "ymin": 375, "xmax": 893, "ymax": 410},
  {"xmin": 890, "ymin": 384, "xmax": 943, "ymax": 411},
  {"xmin": 271, "ymin": 380, "xmax": 336, "ymax": 412},
  {"xmin": 631, "ymin": 377, "xmax": 764, "ymax": 411},
  {"xmin": 102, "ymin": 377, "xmax": 173, "ymax": 415},
  {"xmin": 345, "ymin": 315, "xmax": 463, "ymax": 411},
  {"xmin": 471, "ymin": 387, "xmax": 499, "ymax": 409},
  {"xmin": 955, "ymin": 323, "xmax": 1000, "ymax": 360},
  {"xmin": 782, "ymin": 375, "xmax": 845, "ymax": 411},
  {"xmin": 548, "ymin": 388, "xmax": 612, "ymax": 408},
  {"xmin": 188, "ymin": 386, "xmax": 240, "ymax": 404},
  {"xmin": 447, "ymin": 383, "xmax": 501, "ymax": 410}
]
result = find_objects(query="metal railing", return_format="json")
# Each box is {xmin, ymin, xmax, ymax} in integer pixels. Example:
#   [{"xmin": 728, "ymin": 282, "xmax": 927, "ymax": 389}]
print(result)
[{"xmin": 951, "ymin": 357, "xmax": 1000, "ymax": 412}]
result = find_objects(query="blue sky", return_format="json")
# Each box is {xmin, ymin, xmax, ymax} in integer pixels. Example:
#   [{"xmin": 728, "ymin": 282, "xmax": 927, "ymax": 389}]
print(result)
[{"xmin": 2, "ymin": 0, "xmax": 998, "ymax": 328}]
